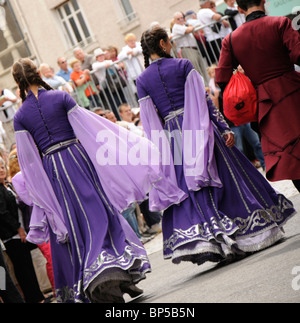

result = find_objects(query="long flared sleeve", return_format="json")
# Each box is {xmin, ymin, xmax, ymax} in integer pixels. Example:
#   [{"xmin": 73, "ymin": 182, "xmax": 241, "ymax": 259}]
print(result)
[
  {"xmin": 13, "ymin": 119, "xmax": 68, "ymax": 244},
  {"xmin": 67, "ymin": 103, "xmax": 182, "ymax": 212},
  {"xmin": 182, "ymin": 69, "xmax": 223, "ymax": 191},
  {"xmin": 138, "ymin": 95, "xmax": 188, "ymax": 211},
  {"xmin": 205, "ymin": 92, "xmax": 232, "ymax": 135},
  {"xmin": 12, "ymin": 172, "xmax": 50, "ymax": 244}
]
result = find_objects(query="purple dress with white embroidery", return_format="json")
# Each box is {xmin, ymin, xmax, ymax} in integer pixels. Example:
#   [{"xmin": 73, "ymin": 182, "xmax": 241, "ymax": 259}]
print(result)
[
  {"xmin": 136, "ymin": 58, "xmax": 295, "ymax": 264},
  {"xmin": 13, "ymin": 89, "xmax": 164, "ymax": 303}
]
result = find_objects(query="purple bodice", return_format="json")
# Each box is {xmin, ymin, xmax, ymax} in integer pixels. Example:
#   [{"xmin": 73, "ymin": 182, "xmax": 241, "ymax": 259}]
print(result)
[
  {"xmin": 136, "ymin": 58, "xmax": 193, "ymax": 119},
  {"xmin": 14, "ymin": 89, "xmax": 77, "ymax": 153}
]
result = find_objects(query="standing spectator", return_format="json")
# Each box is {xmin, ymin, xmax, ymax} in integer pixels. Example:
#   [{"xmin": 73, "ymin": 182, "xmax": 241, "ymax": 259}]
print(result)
[
  {"xmin": 224, "ymin": 0, "xmax": 245, "ymax": 30},
  {"xmin": 0, "ymin": 87, "xmax": 17, "ymax": 150},
  {"xmin": 56, "ymin": 57, "xmax": 73, "ymax": 82},
  {"xmin": 118, "ymin": 103, "xmax": 143, "ymax": 136},
  {"xmin": 70, "ymin": 59, "xmax": 100, "ymax": 109},
  {"xmin": 107, "ymin": 46, "xmax": 128, "ymax": 80},
  {"xmin": 73, "ymin": 47, "xmax": 99, "ymax": 87},
  {"xmin": 92, "ymin": 48, "xmax": 112, "ymax": 88},
  {"xmin": 9, "ymin": 148, "xmax": 55, "ymax": 295},
  {"xmin": 92, "ymin": 107, "xmax": 105, "ymax": 117},
  {"xmin": 92, "ymin": 48, "xmax": 125, "ymax": 119},
  {"xmin": 0, "ymin": 240, "xmax": 24, "ymax": 303},
  {"xmin": 104, "ymin": 109, "xmax": 118, "ymax": 123},
  {"xmin": 215, "ymin": 0, "xmax": 300, "ymax": 192},
  {"xmin": 185, "ymin": 10, "xmax": 209, "ymax": 61},
  {"xmin": 206, "ymin": 63, "xmax": 220, "ymax": 107},
  {"xmin": 197, "ymin": 0, "xmax": 229, "ymax": 63},
  {"xmin": 0, "ymin": 157, "xmax": 45, "ymax": 303},
  {"xmin": 118, "ymin": 33, "xmax": 144, "ymax": 86},
  {"xmin": 39, "ymin": 63, "xmax": 72, "ymax": 93},
  {"xmin": 231, "ymin": 123, "xmax": 266, "ymax": 171},
  {"xmin": 172, "ymin": 11, "xmax": 209, "ymax": 84}
]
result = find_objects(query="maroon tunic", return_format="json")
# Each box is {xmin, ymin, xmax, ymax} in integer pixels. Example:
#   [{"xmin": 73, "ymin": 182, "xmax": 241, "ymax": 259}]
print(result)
[{"xmin": 216, "ymin": 12, "xmax": 300, "ymax": 182}]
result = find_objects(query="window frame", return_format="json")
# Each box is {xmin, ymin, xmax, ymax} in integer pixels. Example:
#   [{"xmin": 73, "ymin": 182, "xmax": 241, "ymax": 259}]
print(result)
[{"xmin": 56, "ymin": 0, "xmax": 92, "ymax": 48}]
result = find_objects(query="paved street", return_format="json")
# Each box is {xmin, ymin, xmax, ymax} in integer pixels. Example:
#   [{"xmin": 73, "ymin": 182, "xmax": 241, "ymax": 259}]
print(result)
[{"xmin": 129, "ymin": 180, "xmax": 300, "ymax": 303}]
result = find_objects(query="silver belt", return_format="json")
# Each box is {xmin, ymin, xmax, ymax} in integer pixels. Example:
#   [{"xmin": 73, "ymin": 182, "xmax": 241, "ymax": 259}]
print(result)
[
  {"xmin": 43, "ymin": 139, "xmax": 78, "ymax": 156},
  {"xmin": 164, "ymin": 108, "xmax": 184, "ymax": 123}
]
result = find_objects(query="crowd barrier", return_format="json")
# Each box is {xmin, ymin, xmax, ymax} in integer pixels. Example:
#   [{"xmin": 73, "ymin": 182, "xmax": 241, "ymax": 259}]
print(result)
[
  {"xmin": 70, "ymin": 56, "xmax": 143, "ymax": 119},
  {"xmin": 171, "ymin": 15, "xmax": 233, "ymax": 85},
  {"xmin": 69, "ymin": 17, "xmax": 234, "ymax": 113},
  {"xmin": 0, "ymin": 17, "xmax": 235, "ymax": 147}
]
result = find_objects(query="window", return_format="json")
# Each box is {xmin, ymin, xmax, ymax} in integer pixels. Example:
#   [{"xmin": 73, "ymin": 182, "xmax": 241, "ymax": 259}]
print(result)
[
  {"xmin": 114, "ymin": 0, "xmax": 139, "ymax": 30},
  {"xmin": 119, "ymin": 0, "xmax": 136, "ymax": 21},
  {"xmin": 57, "ymin": 0, "xmax": 92, "ymax": 48},
  {"xmin": 0, "ymin": 2, "xmax": 31, "ymax": 71}
]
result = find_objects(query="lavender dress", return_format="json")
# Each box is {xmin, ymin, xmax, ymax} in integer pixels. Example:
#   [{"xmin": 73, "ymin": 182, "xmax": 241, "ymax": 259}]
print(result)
[
  {"xmin": 136, "ymin": 58, "xmax": 295, "ymax": 265},
  {"xmin": 13, "ymin": 89, "xmax": 159, "ymax": 303}
]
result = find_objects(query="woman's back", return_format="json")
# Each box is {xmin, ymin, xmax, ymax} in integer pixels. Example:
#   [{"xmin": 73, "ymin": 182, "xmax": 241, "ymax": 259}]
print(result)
[
  {"xmin": 14, "ymin": 89, "xmax": 77, "ymax": 154},
  {"xmin": 136, "ymin": 58, "xmax": 193, "ymax": 119}
]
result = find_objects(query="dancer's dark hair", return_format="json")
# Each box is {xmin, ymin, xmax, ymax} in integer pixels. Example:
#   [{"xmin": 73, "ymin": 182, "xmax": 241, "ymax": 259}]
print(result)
[
  {"xmin": 140, "ymin": 27, "xmax": 172, "ymax": 68},
  {"xmin": 236, "ymin": 0, "xmax": 262, "ymax": 11},
  {"xmin": 12, "ymin": 58, "xmax": 53, "ymax": 102}
]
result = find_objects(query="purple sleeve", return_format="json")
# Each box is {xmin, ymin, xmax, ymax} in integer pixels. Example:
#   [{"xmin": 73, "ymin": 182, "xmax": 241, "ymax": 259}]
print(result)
[
  {"xmin": 183, "ymin": 59, "xmax": 194, "ymax": 79},
  {"xmin": 63, "ymin": 92, "xmax": 78, "ymax": 112},
  {"xmin": 136, "ymin": 76, "xmax": 148, "ymax": 100},
  {"xmin": 14, "ymin": 131, "xmax": 69, "ymax": 244},
  {"xmin": 67, "ymin": 105, "xmax": 184, "ymax": 212},
  {"xmin": 183, "ymin": 69, "xmax": 223, "ymax": 190},
  {"xmin": 14, "ymin": 111, "xmax": 25, "ymax": 132}
]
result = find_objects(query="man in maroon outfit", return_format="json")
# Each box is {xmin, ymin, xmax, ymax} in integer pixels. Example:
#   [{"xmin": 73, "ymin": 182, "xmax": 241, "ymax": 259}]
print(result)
[{"xmin": 215, "ymin": 0, "xmax": 300, "ymax": 192}]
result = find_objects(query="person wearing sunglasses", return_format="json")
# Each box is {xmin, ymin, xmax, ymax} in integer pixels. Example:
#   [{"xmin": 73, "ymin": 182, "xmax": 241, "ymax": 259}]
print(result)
[{"xmin": 56, "ymin": 57, "xmax": 72, "ymax": 82}]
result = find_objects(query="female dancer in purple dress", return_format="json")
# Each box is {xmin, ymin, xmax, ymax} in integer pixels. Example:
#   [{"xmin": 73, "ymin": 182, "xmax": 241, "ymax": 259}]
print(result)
[
  {"xmin": 136, "ymin": 27, "xmax": 296, "ymax": 266},
  {"xmin": 11, "ymin": 58, "xmax": 168, "ymax": 303}
]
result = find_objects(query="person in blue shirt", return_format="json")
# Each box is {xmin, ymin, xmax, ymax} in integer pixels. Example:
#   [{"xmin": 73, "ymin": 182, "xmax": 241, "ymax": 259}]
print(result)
[{"xmin": 56, "ymin": 57, "xmax": 72, "ymax": 82}]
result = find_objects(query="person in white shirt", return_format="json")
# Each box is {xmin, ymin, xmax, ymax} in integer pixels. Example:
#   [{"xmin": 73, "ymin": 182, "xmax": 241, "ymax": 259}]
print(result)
[
  {"xmin": 92, "ymin": 48, "xmax": 113, "ymax": 88},
  {"xmin": 39, "ymin": 63, "xmax": 73, "ymax": 93},
  {"xmin": 0, "ymin": 87, "xmax": 17, "ymax": 149},
  {"xmin": 197, "ymin": 0, "xmax": 230, "ymax": 64},
  {"xmin": 224, "ymin": 0, "xmax": 245, "ymax": 30},
  {"xmin": 118, "ymin": 33, "xmax": 144, "ymax": 83},
  {"xmin": 118, "ymin": 103, "xmax": 143, "ymax": 137},
  {"xmin": 92, "ymin": 48, "xmax": 125, "ymax": 119},
  {"xmin": 118, "ymin": 33, "xmax": 144, "ymax": 102},
  {"xmin": 172, "ymin": 11, "xmax": 209, "ymax": 84}
]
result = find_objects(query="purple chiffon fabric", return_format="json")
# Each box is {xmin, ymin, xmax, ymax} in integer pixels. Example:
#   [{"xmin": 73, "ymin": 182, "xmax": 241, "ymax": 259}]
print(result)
[
  {"xmin": 67, "ymin": 104, "xmax": 185, "ymax": 212},
  {"xmin": 183, "ymin": 70, "xmax": 223, "ymax": 190},
  {"xmin": 13, "ymin": 132, "xmax": 68, "ymax": 244}
]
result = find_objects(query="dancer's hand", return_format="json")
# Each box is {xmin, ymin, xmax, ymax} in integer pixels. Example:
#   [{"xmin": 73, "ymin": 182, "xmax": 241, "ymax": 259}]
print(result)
[{"xmin": 224, "ymin": 132, "xmax": 235, "ymax": 148}]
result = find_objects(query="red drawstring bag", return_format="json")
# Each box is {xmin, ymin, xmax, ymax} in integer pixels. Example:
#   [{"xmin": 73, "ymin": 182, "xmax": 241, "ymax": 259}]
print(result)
[
  {"xmin": 222, "ymin": 33, "xmax": 258, "ymax": 126},
  {"xmin": 223, "ymin": 71, "xmax": 258, "ymax": 126}
]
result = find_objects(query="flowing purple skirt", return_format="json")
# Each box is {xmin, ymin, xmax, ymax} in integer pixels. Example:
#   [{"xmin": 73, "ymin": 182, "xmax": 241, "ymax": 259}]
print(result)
[
  {"xmin": 42, "ymin": 142, "xmax": 151, "ymax": 303},
  {"xmin": 162, "ymin": 115, "xmax": 295, "ymax": 264}
]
